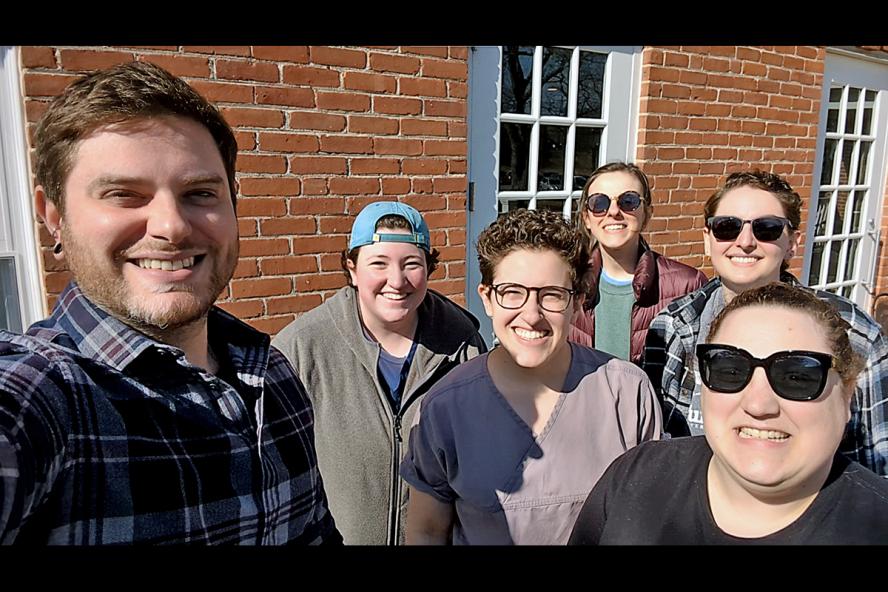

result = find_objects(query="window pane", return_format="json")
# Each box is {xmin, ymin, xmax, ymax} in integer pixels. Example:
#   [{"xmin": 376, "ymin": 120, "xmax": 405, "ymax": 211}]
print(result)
[
  {"xmin": 844, "ymin": 238, "xmax": 860, "ymax": 281},
  {"xmin": 577, "ymin": 51, "xmax": 607, "ymax": 119},
  {"xmin": 501, "ymin": 46, "xmax": 534, "ymax": 115},
  {"xmin": 833, "ymin": 190, "xmax": 848, "ymax": 234},
  {"xmin": 573, "ymin": 127, "xmax": 602, "ymax": 190},
  {"xmin": 827, "ymin": 241, "xmax": 840, "ymax": 284},
  {"xmin": 862, "ymin": 90, "xmax": 877, "ymax": 135},
  {"xmin": 826, "ymin": 87, "xmax": 842, "ymax": 133},
  {"xmin": 534, "ymin": 199, "xmax": 571, "ymax": 213},
  {"xmin": 540, "ymin": 47, "xmax": 571, "ymax": 117},
  {"xmin": 845, "ymin": 87, "xmax": 860, "ymax": 134},
  {"xmin": 499, "ymin": 122, "xmax": 532, "ymax": 191},
  {"xmin": 0, "ymin": 258, "xmax": 22, "ymax": 334},
  {"xmin": 840, "ymin": 140, "xmax": 855, "ymax": 185},
  {"xmin": 857, "ymin": 140, "xmax": 871, "ymax": 185},
  {"xmin": 850, "ymin": 190, "xmax": 864, "ymax": 233},
  {"xmin": 841, "ymin": 284, "xmax": 854, "ymax": 299},
  {"xmin": 810, "ymin": 241, "xmax": 825, "ymax": 284},
  {"xmin": 821, "ymin": 138, "xmax": 837, "ymax": 185},
  {"xmin": 538, "ymin": 125, "xmax": 567, "ymax": 191},
  {"xmin": 814, "ymin": 191, "xmax": 831, "ymax": 236}
]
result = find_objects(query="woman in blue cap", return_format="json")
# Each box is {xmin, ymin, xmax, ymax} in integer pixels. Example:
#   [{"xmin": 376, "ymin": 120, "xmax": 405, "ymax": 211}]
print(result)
[{"xmin": 272, "ymin": 201, "xmax": 487, "ymax": 545}]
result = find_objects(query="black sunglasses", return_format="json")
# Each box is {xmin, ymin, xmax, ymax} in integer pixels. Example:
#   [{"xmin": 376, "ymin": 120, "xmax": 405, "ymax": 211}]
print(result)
[
  {"xmin": 586, "ymin": 191, "xmax": 643, "ymax": 216},
  {"xmin": 696, "ymin": 344, "xmax": 836, "ymax": 401},
  {"xmin": 706, "ymin": 215, "xmax": 793, "ymax": 242}
]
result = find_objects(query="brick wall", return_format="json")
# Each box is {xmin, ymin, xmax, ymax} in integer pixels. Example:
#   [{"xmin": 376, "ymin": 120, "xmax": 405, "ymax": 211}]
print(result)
[
  {"xmin": 19, "ymin": 45, "xmax": 469, "ymax": 335},
  {"xmin": 635, "ymin": 46, "xmax": 825, "ymax": 279}
]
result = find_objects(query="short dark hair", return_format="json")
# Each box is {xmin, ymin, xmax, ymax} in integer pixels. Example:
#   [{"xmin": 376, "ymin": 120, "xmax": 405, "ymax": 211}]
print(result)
[
  {"xmin": 341, "ymin": 214, "xmax": 440, "ymax": 286},
  {"xmin": 707, "ymin": 282, "xmax": 864, "ymax": 388},
  {"xmin": 34, "ymin": 61, "xmax": 238, "ymax": 213},
  {"xmin": 477, "ymin": 208, "xmax": 590, "ymax": 292}
]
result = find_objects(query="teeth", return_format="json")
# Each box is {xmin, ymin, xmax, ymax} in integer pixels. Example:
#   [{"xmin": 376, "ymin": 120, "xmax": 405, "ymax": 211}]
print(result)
[
  {"xmin": 514, "ymin": 328, "xmax": 547, "ymax": 340},
  {"xmin": 739, "ymin": 427, "xmax": 790, "ymax": 441},
  {"xmin": 137, "ymin": 256, "xmax": 195, "ymax": 271},
  {"xmin": 604, "ymin": 224, "xmax": 626, "ymax": 231},
  {"xmin": 381, "ymin": 293, "xmax": 407, "ymax": 301},
  {"xmin": 730, "ymin": 256, "xmax": 757, "ymax": 264}
]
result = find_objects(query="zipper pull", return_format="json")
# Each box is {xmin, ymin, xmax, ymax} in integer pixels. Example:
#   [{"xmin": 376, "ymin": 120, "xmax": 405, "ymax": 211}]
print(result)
[{"xmin": 394, "ymin": 414, "xmax": 403, "ymax": 443}]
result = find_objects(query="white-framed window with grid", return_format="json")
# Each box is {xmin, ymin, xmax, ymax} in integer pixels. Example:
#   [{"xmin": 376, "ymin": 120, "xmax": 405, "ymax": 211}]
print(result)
[
  {"xmin": 804, "ymin": 50, "xmax": 888, "ymax": 309},
  {"xmin": 466, "ymin": 46, "xmax": 640, "ymax": 343}
]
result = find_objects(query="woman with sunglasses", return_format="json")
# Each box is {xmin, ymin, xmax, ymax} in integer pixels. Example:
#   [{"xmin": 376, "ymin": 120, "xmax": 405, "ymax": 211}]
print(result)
[
  {"xmin": 571, "ymin": 162, "xmax": 706, "ymax": 364},
  {"xmin": 644, "ymin": 170, "xmax": 888, "ymax": 479},
  {"xmin": 569, "ymin": 282, "xmax": 888, "ymax": 544},
  {"xmin": 400, "ymin": 209, "xmax": 661, "ymax": 544}
]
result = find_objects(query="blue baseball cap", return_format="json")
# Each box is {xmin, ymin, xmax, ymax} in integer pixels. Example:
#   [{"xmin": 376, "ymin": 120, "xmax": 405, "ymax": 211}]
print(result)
[{"xmin": 348, "ymin": 201, "xmax": 431, "ymax": 252}]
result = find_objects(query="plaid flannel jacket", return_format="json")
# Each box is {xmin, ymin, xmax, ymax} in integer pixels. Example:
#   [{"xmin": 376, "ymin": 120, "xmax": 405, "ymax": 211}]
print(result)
[
  {"xmin": 643, "ymin": 274, "xmax": 888, "ymax": 477},
  {"xmin": 0, "ymin": 283, "xmax": 341, "ymax": 544}
]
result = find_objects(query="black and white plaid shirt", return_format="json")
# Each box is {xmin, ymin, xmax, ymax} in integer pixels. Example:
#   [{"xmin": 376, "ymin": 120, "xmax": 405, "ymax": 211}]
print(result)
[{"xmin": 0, "ymin": 283, "xmax": 341, "ymax": 544}]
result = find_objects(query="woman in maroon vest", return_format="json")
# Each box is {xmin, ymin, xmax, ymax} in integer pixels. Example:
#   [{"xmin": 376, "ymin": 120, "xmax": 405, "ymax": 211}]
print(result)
[{"xmin": 570, "ymin": 162, "xmax": 706, "ymax": 364}]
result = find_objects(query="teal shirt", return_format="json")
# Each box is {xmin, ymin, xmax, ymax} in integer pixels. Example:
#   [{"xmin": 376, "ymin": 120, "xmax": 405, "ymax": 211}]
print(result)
[{"xmin": 593, "ymin": 270, "xmax": 635, "ymax": 361}]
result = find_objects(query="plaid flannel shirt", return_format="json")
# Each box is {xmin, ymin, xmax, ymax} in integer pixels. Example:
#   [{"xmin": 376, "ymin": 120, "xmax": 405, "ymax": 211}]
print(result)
[
  {"xmin": 0, "ymin": 283, "xmax": 341, "ymax": 544},
  {"xmin": 643, "ymin": 273, "xmax": 888, "ymax": 477}
]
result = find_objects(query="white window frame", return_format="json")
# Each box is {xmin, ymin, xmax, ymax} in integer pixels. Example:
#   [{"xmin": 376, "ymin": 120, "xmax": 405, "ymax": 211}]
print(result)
[{"xmin": 1, "ymin": 46, "xmax": 45, "ymax": 330}]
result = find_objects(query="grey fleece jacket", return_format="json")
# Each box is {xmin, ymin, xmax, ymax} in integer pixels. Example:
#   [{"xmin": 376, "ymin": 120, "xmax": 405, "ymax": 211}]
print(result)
[{"xmin": 272, "ymin": 286, "xmax": 486, "ymax": 545}]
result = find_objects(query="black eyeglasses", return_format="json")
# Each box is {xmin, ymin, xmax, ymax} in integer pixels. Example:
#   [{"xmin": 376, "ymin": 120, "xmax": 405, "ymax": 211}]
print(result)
[
  {"xmin": 489, "ymin": 283, "xmax": 576, "ymax": 313},
  {"xmin": 586, "ymin": 191, "xmax": 643, "ymax": 217},
  {"xmin": 696, "ymin": 344, "xmax": 836, "ymax": 401},
  {"xmin": 706, "ymin": 216, "xmax": 793, "ymax": 242}
]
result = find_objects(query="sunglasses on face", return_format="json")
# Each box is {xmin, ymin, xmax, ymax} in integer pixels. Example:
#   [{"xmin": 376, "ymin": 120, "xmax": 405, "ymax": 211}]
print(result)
[
  {"xmin": 696, "ymin": 344, "xmax": 836, "ymax": 401},
  {"xmin": 706, "ymin": 216, "xmax": 793, "ymax": 242},
  {"xmin": 586, "ymin": 191, "xmax": 643, "ymax": 217}
]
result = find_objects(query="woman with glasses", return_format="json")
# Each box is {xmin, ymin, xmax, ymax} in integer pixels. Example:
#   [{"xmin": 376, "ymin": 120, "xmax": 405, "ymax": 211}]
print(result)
[
  {"xmin": 643, "ymin": 171, "xmax": 888, "ymax": 480},
  {"xmin": 571, "ymin": 162, "xmax": 706, "ymax": 364},
  {"xmin": 570, "ymin": 282, "xmax": 888, "ymax": 544},
  {"xmin": 400, "ymin": 209, "xmax": 661, "ymax": 544}
]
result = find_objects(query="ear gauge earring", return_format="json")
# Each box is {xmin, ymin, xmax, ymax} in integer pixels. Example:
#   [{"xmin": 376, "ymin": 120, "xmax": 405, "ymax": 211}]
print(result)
[{"xmin": 51, "ymin": 231, "xmax": 62, "ymax": 255}]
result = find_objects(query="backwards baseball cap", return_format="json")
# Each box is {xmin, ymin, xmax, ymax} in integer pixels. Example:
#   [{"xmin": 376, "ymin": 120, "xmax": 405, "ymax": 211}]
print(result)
[{"xmin": 348, "ymin": 201, "xmax": 431, "ymax": 252}]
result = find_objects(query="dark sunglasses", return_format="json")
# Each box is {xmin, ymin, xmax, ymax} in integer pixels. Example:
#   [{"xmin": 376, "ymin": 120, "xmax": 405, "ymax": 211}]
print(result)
[
  {"xmin": 706, "ymin": 215, "xmax": 793, "ymax": 242},
  {"xmin": 696, "ymin": 344, "xmax": 836, "ymax": 401},
  {"xmin": 586, "ymin": 191, "xmax": 643, "ymax": 216}
]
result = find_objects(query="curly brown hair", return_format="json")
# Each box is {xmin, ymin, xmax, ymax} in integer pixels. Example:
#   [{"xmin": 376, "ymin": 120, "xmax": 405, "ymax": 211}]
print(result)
[
  {"xmin": 707, "ymin": 282, "xmax": 864, "ymax": 388},
  {"xmin": 35, "ymin": 61, "xmax": 238, "ymax": 213},
  {"xmin": 477, "ymin": 208, "xmax": 590, "ymax": 291}
]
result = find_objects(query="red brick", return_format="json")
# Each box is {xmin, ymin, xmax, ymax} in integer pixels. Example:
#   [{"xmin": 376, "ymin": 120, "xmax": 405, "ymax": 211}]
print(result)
[
  {"xmin": 449, "ymin": 47, "xmax": 468, "ymax": 60},
  {"xmin": 702, "ymin": 57, "xmax": 731, "ymax": 72},
  {"xmin": 252, "ymin": 46, "xmax": 310, "ymax": 63},
  {"xmin": 189, "ymin": 80, "xmax": 253, "ymax": 104},
  {"xmin": 348, "ymin": 115, "xmax": 399, "ymax": 135},
  {"xmin": 401, "ymin": 47, "xmax": 448, "ymax": 58},
  {"xmin": 217, "ymin": 300, "xmax": 264, "ymax": 319},
  {"xmin": 423, "ymin": 211, "xmax": 465, "ymax": 228},
  {"xmin": 260, "ymin": 256, "xmax": 319, "ymax": 275},
  {"xmin": 642, "ymin": 98, "xmax": 678, "ymax": 114},
  {"xmin": 319, "ymin": 135, "xmax": 373, "ymax": 154},
  {"xmin": 282, "ymin": 65, "xmax": 341, "ymax": 87},
  {"xmin": 59, "ymin": 49, "xmax": 135, "ymax": 71},
  {"xmin": 249, "ymin": 315, "xmax": 295, "ymax": 336},
  {"xmin": 728, "ymin": 134, "xmax": 754, "ymax": 147},
  {"xmin": 259, "ymin": 132, "xmax": 319, "ymax": 153},
  {"xmin": 675, "ymin": 132, "xmax": 703, "ymax": 144},
  {"xmin": 432, "ymin": 177, "xmax": 467, "ymax": 193},
  {"xmin": 182, "ymin": 46, "xmax": 250, "ymax": 56},
  {"xmin": 424, "ymin": 99, "xmax": 465, "ymax": 117},
  {"xmin": 402, "ymin": 158, "xmax": 448, "ymax": 175},
  {"xmin": 216, "ymin": 59, "xmax": 279, "ymax": 82},
  {"xmin": 240, "ymin": 238, "xmax": 290, "ymax": 257},
  {"xmin": 678, "ymin": 70, "xmax": 707, "ymax": 85},
  {"xmin": 740, "ymin": 121, "xmax": 766, "ymax": 134},
  {"xmin": 705, "ymin": 104, "xmax": 731, "ymax": 117},
  {"xmin": 382, "ymin": 178, "xmax": 411, "ymax": 195},
  {"xmin": 296, "ymin": 273, "xmax": 347, "ymax": 292},
  {"xmin": 402, "ymin": 196, "xmax": 447, "ymax": 211},
  {"xmin": 289, "ymin": 111, "xmax": 347, "ymax": 132},
  {"xmin": 449, "ymin": 122, "xmax": 467, "ymax": 138},
  {"xmin": 448, "ymin": 81, "xmax": 467, "ymax": 99},
  {"xmin": 401, "ymin": 119, "xmax": 448, "ymax": 137},
  {"xmin": 448, "ymin": 228, "xmax": 466, "ymax": 245},
  {"xmin": 369, "ymin": 52, "xmax": 421, "ymax": 74},
  {"xmin": 289, "ymin": 156, "xmax": 348, "ymax": 174},
  {"xmin": 643, "ymin": 48, "xmax": 665, "ymax": 66},
  {"xmin": 663, "ymin": 51, "xmax": 690, "ymax": 68},
  {"xmin": 676, "ymin": 102, "xmax": 705, "ymax": 116},
  {"xmin": 351, "ymin": 158, "xmax": 400, "ymax": 174},
  {"xmin": 137, "ymin": 54, "xmax": 210, "ymax": 77},
  {"xmin": 221, "ymin": 107, "xmax": 284, "ymax": 128},
  {"xmin": 238, "ymin": 154, "xmax": 287, "ymax": 173},
  {"xmin": 310, "ymin": 46, "xmax": 367, "ymax": 68},
  {"xmin": 421, "ymin": 58, "xmax": 467, "ymax": 81},
  {"xmin": 329, "ymin": 177, "xmax": 380, "ymax": 195},
  {"xmin": 21, "ymin": 46, "xmax": 56, "ymax": 68},
  {"xmin": 300, "ymin": 179, "xmax": 329, "ymax": 195},
  {"xmin": 737, "ymin": 47, "xmax": 762, "ymax": 61},
  {"xmin": 374, "ymin": 137, "xmax": 423, "ymax": 155},
  {"xmin": 374, "ymin": 96, "xmax": 422, "ymax": 115},
  {"xmin": 290, "ymin": 198, "xmax": 345, "ymax": 214},
  {"xmin": 317, "ymin": 91, "xmax": 371, "ymax": 112},
  {"xmin": 658, "ymin": 147, "xmax": 685, "ymax": 159},
  {"xmin": 399, "ymin": 77, "xmax": 447, "ymax": 97},
  {"xmin": 687, "ymin": 118, "xmax": 717, "ymax": 131},
  {"xmin": 449, "ymin": 159, "xmax": 467, "ymax": 174},
  {"xmin": 662, "ymin": 84, "xmax": 691, "ymax": 99},
  {"xmin": 292, "ymin": 235, "xmax": 348, "ymax": 254},
  {"xmin": 717, "ymin": 119, "xmax": 743, "ymax": 132},
  {"xmin": 319, "ymin": 216, "xmax": 356, "ymax": 234},
  {"xmin": 783, "ymin": 55, "xmax": 805, "ymax": 71},
  {"xmin": 237, "ymin": 197, "xmax": 287, "ymax": 216},
  {"xmin": 25, "ymin": 100, "xmax": 49, "ymax": 122},
  {"xmin": 267, "ymin": 294, "xmax": 323, "ymax": 315},
  {"xmin": 261, "ymin": 217, "xmax": 317, "ymax": 235},
  {"xmin": 255, "ymin": 86, "xmax": 315, "ymax": 107},
  {"xmin": 413, "ymin": 178, "xmax": 434, "ymax": 194},
  {"xmin": 344, "ymin": 71, "xmax": 397, "ymax": 94},
  {"xmin": 23, "ymin": 72, "xmax": 81, "ymax": 96},
  {"xmin": 319, "ymin": 254, "xmax": 343, "ymax": 272},
  {"xmin": 236, "ymin": 131, "xmax": 258, "ymax": 151},
  {"xmin": 233, "ymin": 256, "xmax": 258, "ymax": 275},
  {"xmin": 44, "ymin": 271, "xmax": 73, "ymax": 293},
  {"xmin": 424, "ymin": 140, "xmax": 465, "ymax": 156},
  {"xmin": 239, "ymin": 177, "xmax": 301, "ymax": 197}
]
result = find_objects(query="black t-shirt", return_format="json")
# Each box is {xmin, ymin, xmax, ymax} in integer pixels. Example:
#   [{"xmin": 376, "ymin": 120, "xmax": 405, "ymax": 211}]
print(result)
[{"xmin": 568, "ymin": 436, "xmax": 888, "ymax": 545}]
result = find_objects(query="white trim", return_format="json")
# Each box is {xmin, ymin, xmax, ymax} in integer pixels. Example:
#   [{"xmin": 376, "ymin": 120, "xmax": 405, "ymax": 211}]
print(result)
[
  {"xmin": 0, "ymin": 46, "xmax": 45, "ymax": 327},
  {"xmin": 827, "ymin": 46, "xmax": 888, "ymax": 67}
]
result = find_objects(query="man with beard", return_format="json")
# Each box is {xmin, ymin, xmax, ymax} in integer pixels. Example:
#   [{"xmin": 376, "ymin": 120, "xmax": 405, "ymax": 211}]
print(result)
[{"xmin": 0, "ymin": 62, "xmax": 340, "ymax": 544}]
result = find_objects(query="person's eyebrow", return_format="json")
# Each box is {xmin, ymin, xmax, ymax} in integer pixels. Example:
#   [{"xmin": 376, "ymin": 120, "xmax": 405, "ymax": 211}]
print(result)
[{"xmin": 86, "ymin": 174, "xmax": 227, "ymax": 193}]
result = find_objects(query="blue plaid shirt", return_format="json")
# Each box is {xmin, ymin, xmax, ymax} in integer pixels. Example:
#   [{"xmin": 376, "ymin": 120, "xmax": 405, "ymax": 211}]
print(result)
[
  {"xmin": 644, "ymin": 274, "xmax": 888, "ymax": 477},
  {"xmin": 0, "ymin": 283, "xmax": 341, "ymax": 544}
]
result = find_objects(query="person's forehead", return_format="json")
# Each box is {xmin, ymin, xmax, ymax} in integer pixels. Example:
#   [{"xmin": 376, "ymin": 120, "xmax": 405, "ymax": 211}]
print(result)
[
  {"xmin": 358, "ymin": 238, "xmax": 425, "ymax": 259},
  {"xmin": 494, "ymin": 248, "xmax": 571, "ymax": 281},
  {"xmin": 715, "ymin": 186, "xmax": 785, "ymax": 215},
  {"xmin": 712, "ymin": 305, "xmax": 831, "ymax": 356}
]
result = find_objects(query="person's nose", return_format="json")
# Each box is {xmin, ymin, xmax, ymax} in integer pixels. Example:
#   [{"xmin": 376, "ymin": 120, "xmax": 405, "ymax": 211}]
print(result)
[
  {"xmin": 738, "ymin": 367, "xmax": 781, "ymax": 418},
  {"xmin": 735, "ymin": 220, "xmax": 757, "ymax": 250},
  {"xmin": 386, "ymin": 265, "xmax": 409, "ymax": 289},
  {"xmin": 145, "ymin": 192, "xmax": 192, "ymax": 244},
  {"xmin": 519, "ymin": 289, "xmax": 546, "ymax": 324}
]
